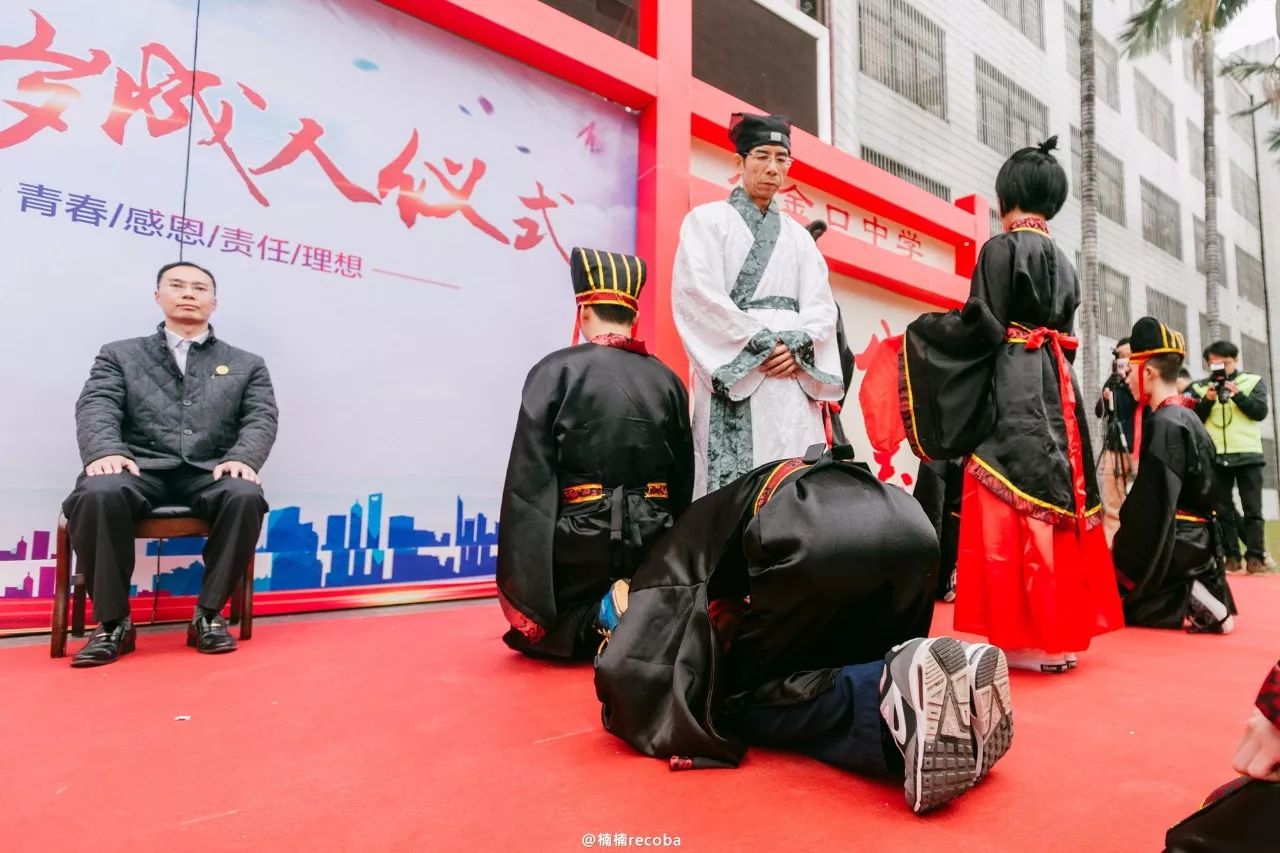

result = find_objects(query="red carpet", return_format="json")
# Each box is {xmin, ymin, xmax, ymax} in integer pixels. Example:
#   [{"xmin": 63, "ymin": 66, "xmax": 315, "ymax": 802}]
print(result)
[{"xmin": 3, "ymin": 576, "xmax": 1279, "ymax": 852}]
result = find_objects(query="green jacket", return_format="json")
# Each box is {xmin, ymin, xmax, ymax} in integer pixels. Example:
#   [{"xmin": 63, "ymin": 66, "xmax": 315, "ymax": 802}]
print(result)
[{"xmin": 1189, "ymin": 371, "xmax": 1269, "ymax": 466}]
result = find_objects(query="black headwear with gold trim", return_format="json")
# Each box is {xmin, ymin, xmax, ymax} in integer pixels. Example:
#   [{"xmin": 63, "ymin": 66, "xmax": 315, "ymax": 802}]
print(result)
[
  {"xmin": 728, "ymin": 112, "xmax": 791, "ymax": 155},
  {"xmin": 1127, "ymin": 316, "xmax": 1186, "ymax": 462},
  {"xmin": 570, "ymin": 247, "xmax": 647, "ymax": 313},
  {"xmin": 1128, "ymin": 316, "xmax": 1186, "ymax": 362}
]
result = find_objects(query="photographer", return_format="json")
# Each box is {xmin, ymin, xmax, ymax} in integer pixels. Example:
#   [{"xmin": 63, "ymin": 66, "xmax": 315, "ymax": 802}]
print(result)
[
  {"xmin": 1095, "ymin": 338, "xmax": 1137, "ymax": 544},
  {"xmin": 1189, "ymin": 340, "xmax": 1271, "ymax": 574},
  {"xmin": 1177, "ymin": 367, "xmax": 1193, "ymax": 394}
]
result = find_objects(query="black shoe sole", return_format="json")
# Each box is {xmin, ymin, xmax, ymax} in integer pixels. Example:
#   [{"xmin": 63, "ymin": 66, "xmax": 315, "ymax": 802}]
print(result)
[
  {"xmin": 968, "ymin": 645, "xmax": 1013, "ymax": 782},
  {"xmin": 907, "ymin": 638, "xmax": 977, "ymax": 814}
]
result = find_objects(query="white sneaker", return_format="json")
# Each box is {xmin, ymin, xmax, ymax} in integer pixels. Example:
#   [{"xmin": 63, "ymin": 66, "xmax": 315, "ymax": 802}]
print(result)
[
  {"xmin": 1005, "ymin": 648, "xmax": 1070, "ymax": 674},
  {"xmin": 1188, "ymin": 580, "xmax": 1233, "ymax": 634},
  {"xmin": 962, "ymin": 643, "xmax": 1014, "ymax": 782},
  {"xmin": 879, "ymin": 637, "xmax": 976, "ymax": 814}
]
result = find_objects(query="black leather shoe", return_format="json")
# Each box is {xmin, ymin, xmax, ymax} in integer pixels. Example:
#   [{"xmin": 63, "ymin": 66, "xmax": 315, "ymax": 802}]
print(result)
[
  {"xmin": 71, "ymin": 620, "xmax": 136, "ymax": 668},
  {"xmin": 187, "ymin": 612, "xmax": 237, "ymax": 654}
]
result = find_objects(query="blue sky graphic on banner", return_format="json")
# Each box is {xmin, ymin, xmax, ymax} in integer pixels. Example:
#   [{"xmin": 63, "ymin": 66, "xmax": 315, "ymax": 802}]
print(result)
[{"xmin": 0, "ymin": 0, "xmax": 639, "ymax": 628}]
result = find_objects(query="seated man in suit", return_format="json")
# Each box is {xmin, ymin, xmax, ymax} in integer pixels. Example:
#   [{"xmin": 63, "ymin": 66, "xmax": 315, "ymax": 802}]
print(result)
[{"xmin": 63, "ymin": 261, "xmax": 278, "ymax": 667}]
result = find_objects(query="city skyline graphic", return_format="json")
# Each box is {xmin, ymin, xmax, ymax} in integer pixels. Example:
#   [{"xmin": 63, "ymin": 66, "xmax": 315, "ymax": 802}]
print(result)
[{"xmin": 0, "ymin": 492, "xmax": 497, "ymax": 605}]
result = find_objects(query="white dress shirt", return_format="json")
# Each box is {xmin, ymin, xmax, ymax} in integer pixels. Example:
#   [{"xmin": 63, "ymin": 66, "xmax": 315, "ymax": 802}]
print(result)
[{"xmin": 164, "ymin": 326, "xmax": 210, "ymax": 375}]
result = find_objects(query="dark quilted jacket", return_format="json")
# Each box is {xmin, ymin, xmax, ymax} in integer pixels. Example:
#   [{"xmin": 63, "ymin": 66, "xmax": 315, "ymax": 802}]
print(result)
[{"xmin": 75, "ymin": 324, "xmax": 278, "ymax": 472}]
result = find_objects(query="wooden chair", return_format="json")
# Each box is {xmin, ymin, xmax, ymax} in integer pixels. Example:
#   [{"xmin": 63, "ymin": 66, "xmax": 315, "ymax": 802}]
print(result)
[{"xmin": 50, "ymin": 506, "xmax": 254, "ymax": 657}]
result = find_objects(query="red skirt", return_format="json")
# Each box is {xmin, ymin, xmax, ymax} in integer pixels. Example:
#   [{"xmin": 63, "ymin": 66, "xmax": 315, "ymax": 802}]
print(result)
[{"xmin": 954, "ymin": 472, "xmax": 1124, "ymax": 653}]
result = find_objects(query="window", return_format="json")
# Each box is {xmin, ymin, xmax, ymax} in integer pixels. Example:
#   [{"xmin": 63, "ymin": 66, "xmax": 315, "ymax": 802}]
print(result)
[
  {"xmin": 1230, "ymin": 162, "xmax": 1261, "ymax": 228},
  {"xmin": 1134, "ymin": 71, "xmax": 1177, "ymax": 158},
  {"xmin": 1192, "ymin": 216, "xmax": 1227, "ymax": 278},
  {"xmin": 1147, "ymin": 288, "xmax": 1188, "ymax": 335},
  {"xmin": 792, "ymin": 0, "xmax": 826, "ymax": 23},
  {"xmin": 538, "ymin": 0, "xmax": 638, "ymax": 46},
  {"xmin": 1182, "ymin": 38, "xmax": 1199, "ymax": 85},
  {"xmin": 1185, "ymin": 121, "xmax": 1221, "ymax": 196},
  {"xmin": 1242, "ymin": 334, "xmax": 1268, "ymax": 374},
  {"xmin": 1237, "ymin": 246, "xmax": 1265, "ymax": 307},
  {"xmin": 1069, "ymin": 126, "xmax": 1126, "ymax": 224},
  {"xmin": 1200, "ymin": 313, "xmax": 1233, "ymax": 351},
  {"xmin": 860, "ymin": 147, "xmax": 951, "ymax": 199},
  {"xmin": 692, "ymin": 0, "xmax": 823, "ymax": 134},
  {"xmin": 1064, "ymin": 4, "xmax": 1120, "ymax": 109},
  {"xmin": 1226, "ymin": 82, "xmax": 1253, "ymax": 141},
  {"xmin": 1100, "ymin": 264, "xmax": 1132, "ymax": 340},
  {"xmin": 1140, "ymin": 178, "xmax": 1182, "ymax": 259},
  {"xmin": 1264, "ymin": 438, "xmax": 1278, "ymax": 490},
  {"xmin": 858, "ymin": 0, "xmax": 948, "ymax": 119},
  {"xmin": 1241, "ymin": 336, "xmax": 1273, "ymax": 424},
  {"xmin": 983, "ymin": 0, "xmax": 1044, "ymax": 48},
  {"xmin": 975, "ymin": 58, "xmax": 1049, "ymax": 154}
]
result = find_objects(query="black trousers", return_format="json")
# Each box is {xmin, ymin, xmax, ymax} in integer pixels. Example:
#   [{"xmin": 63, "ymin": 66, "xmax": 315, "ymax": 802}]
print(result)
[
  {"xmin": 1214, "ymin": 463, "xmax": 1265, "ymax": 560},
  {"xmin": 62, "ymin": 465, "xmax": 267, "ymax": 624}
]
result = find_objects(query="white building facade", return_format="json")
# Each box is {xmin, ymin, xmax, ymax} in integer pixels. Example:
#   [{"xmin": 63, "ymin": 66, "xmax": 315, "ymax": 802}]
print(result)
[{"xmin": 814, "ymin": 0, "xmax": 1280, "ymax": 509}]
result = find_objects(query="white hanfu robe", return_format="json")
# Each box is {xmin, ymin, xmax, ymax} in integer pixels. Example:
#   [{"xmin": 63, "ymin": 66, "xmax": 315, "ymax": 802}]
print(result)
[{"xmin": 673, "ymin": 187, "xmax": 843, "ymax": 497}]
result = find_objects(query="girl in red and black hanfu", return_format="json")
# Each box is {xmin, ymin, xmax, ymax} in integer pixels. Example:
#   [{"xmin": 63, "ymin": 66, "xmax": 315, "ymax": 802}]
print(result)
[{"xmin": 860, "ymin": 137, "xmax": 1123, "ymax": 672}]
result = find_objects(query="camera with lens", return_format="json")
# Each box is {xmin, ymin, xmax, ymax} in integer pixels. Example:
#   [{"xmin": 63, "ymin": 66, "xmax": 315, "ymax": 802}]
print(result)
[
  {"xmin": 1209, "ymin": 361, "xmax": 1233, "ymax": 403},
  {"xmin": 1102, "ymin": 356, "xmax": 1128, "ymax": 396}
]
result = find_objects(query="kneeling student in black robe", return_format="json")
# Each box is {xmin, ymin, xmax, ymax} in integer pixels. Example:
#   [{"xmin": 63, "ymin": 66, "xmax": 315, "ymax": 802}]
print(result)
[
  {"xmin": 1113, "ymin": 317, "xmax": 1236, "ymax": 634},
  {"xmin": 913, "ymin": 458, "xmax": 964, "ymax": 602},
  {"xmin": 497, "ymin": 248, "xmax": 694, "ymax": 660},
  {"xmin": 595, "ymin": 445, "xmax": 1015, "ymax": 814}
]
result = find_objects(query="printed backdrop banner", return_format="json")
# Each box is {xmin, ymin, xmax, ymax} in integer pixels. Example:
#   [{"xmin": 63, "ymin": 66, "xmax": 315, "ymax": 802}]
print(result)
[{"xmin": 0, "ymin": 0, "xmax": 639, "ymax": 631}]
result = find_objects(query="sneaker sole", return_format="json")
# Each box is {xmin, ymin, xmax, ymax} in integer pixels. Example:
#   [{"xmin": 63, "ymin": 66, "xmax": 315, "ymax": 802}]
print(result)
[
  {"xmin": 967, "ymin": 645, "xmax": 1013, "ymax": 782},
  {"xmin": 903, "ymin": 637, "xmax": 976, "ymax": 814}
]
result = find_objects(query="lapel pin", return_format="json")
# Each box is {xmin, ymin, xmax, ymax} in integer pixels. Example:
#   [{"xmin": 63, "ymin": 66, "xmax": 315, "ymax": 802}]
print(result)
[{"xmin": 215, "ymin": 365, "xmax": 230, "ymax": 375}]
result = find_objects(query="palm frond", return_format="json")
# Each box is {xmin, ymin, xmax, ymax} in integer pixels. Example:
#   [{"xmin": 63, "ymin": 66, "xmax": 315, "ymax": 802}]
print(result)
[
  {"xmin": 1213, "ymin": 0, "xmax": 1258, "ymax": 29},
  {"xmin": 1219, "ymin": 57, "xmax": 1280, "ymax": 83},
  {"xmin": 1269, "ymin": 125, "xmax": 1280, "ymax": 153},
  {"xmin": 1118, "ymin": 0, "xmax": 1184, "ymax": 57},
  {"xmin": 1222, "ymin": 56, "xmax": 1280, "ymax": 117}
]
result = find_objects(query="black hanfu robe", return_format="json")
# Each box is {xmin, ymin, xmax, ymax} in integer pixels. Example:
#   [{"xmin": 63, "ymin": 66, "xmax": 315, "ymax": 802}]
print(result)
[
  {"xmin": 860, "ymin": 226, "xmax": 1121, "ymax": 652},
  {"xmin": 497, "ymin": 336, "xmax": 694, "ymax": 660},
  {"xmin": 827, "ymin": 306, "xmax": 857, "ymax": 447},
  {"xmin": 898, "ymin": 230, "xmax": 1102, "ymax": 523},
  {"xmin": 1114, "ymin": 402, "xmax": 1236, "ymax": 629},
  {"xmin": 594, "ymin": 446, "xmax": 938, "ymax": 768},
  {"xmin": 913, "ymin": 458, "xmax": 963, "ymax": 600}
]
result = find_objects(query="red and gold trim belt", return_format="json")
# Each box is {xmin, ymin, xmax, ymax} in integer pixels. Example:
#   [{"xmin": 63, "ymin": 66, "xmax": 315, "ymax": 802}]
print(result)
[
  {"xmin": 1175, "ymin": 511, "xmax": 1209, "ymax": 524},
  {"xmin": 561, "ymin": 482, "xmax": 668, "ymax": 504},
  {"xmin": 753, "ymin": 459, "xmax": 810, "ymax": 516},
  {"xmin": 575, "ymin": 290, "xmax": 639, "ymax": 312}
]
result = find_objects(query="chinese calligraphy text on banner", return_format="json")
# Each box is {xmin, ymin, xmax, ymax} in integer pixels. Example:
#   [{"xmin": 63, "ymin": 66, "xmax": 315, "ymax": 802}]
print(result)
[{"xmin": 0, "ymin": 0, "xmax": 638, "ymax": 631}]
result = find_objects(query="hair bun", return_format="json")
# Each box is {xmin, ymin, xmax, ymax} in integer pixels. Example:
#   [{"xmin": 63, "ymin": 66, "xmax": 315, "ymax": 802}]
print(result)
[{"xmin": 1037, "ymin": 136, "xmax": 1059, "ymax": 154}]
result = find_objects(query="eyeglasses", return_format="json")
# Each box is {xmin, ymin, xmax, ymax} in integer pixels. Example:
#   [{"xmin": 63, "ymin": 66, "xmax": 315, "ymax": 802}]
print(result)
[
  {"xmin": 747, "ymin": 151, "xmax": 793, "ymax": 168},
  {"xmin": 163, "ymin": 279, "xmax": 213, "ymax": 295}
]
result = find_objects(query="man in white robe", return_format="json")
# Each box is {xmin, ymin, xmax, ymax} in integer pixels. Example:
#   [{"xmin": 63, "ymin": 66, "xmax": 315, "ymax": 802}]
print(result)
[{"xmin": 673, "ymin": 113, "xmax": 843, "ymax": 496}]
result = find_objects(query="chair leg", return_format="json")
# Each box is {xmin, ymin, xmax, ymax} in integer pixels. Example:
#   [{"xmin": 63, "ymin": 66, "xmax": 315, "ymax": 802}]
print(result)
[
  {"xmin": 239, "ymin": 561, "xmax": 253, "ymax": 642},
  {"xmin": 71, "ymin": 571, "xmax": 87, "ymax": 638},
  {"xmin": 50, "ymin": 517, "xmax": 71, "ymax": 658}
]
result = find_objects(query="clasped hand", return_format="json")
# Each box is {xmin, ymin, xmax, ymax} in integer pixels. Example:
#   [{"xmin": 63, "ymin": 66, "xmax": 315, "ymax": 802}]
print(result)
[{"xmin": 761, "ymin": 340, "xmax": 800, "ymax": 379}]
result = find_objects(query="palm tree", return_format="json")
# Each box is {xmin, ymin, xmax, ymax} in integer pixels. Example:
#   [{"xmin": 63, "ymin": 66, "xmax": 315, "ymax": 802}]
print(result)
[
  {"xmin": 1222, "ymin": 43, "xmax": 1280, "ymax": 157},
  {"xmin": 1079, "ymin": 0, "xmax": 1103, "ymax": 453},
  {"xmin": 1120, "ymin": 0, "xmax": 1254, "ymax": 342}
]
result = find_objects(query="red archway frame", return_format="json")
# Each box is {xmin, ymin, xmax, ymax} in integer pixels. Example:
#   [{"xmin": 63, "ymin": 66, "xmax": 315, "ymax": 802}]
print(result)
[{"xmin": 382, "ymin": 0, "xmax": 987, "ymax": 378}]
